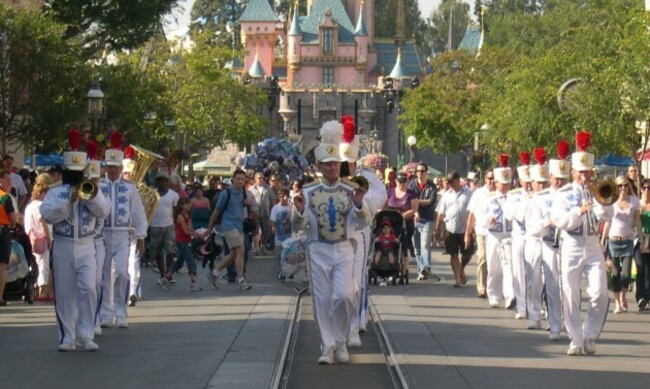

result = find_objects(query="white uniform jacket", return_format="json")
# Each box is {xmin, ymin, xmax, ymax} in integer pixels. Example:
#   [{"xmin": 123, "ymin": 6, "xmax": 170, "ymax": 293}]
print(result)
[
  {"xmin": 100, "ymin": 178, "xmax": 148, "ymax": 239},
  {"xmin": 41, "ymin": 184, "xmax": 110, "ymax": 241},
  {"xmin": 292, "ymin": 178, "xmax": 369, "ymax": 244}
]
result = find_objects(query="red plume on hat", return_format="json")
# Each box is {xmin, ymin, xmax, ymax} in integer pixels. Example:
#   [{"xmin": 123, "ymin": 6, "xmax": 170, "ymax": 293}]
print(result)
[
  {"xmin": 125, "ymin": 145, "xmax": 135, "ymax": 159},
  {"xmin": 86, "ymin": 140, "xmax": 99, "ymax": 160},
  {"xmin": 68, "ymin": 128, "xmax": 81, "ymax": 151},
  {"xmin": 519, "ymin": 151, "xmax": 531, "ymax": 166},
  {"xmin": 557, "ymin": 140, "xmax": 570, "ymax": 160},
  {"xmin": 576, "ymin": 131, "xmax": 591, "ymax": 152},
  {"xmin": 534, "ymin": 147, "xmax": 546, "ymax": 165},
  {"xmin": 110, "ymin": 131, "xmax": 123, "ymax": 150},
  {"xmin": 499, "ymin": 153, "xmax": 509, "ymax": 168},
  {"xmin": 340, "ymin": 115, "xmax": 355, "ymax": 143}
]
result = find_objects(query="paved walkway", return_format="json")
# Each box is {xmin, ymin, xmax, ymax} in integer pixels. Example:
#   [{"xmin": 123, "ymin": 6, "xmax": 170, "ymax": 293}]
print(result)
[{"xmin": 1, "ymin": 250, "xmax": 649, "ymax": 388}]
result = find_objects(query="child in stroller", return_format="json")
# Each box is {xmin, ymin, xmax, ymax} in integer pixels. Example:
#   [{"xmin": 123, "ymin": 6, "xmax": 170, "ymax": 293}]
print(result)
[{"xmin": 373, "ymin": 220, "xmax": 399, "ymax": 267}]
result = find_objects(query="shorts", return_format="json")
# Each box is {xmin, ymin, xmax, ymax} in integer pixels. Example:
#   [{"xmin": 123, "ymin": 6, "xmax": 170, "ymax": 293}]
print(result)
[
  {"xmin": 444, "ymin": 232, "xmax": 475, "ymax": 256},
  {"xmin": 148, "ymin": 225, "xmax": 177, "ymax": 259},
  {"xmin": 223, "ymin": 229, "xmax": 244, "ymax": 249},
  {"xmin": 0, "ymin": 226, "xmax": 10, "ymax": 264},
  {"xmin": 608, "ymin": 239, "xmax": 633, "ymax": 258}
]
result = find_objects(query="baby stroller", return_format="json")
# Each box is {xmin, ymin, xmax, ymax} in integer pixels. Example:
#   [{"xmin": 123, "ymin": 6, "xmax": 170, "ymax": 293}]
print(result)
[
  {"xmin": 368, "ymin": 210, "xmax": 408, "ymax": 286},
  {"xmin": 2, "ymin": 226, "xmax": 36, "ymax": 304}
]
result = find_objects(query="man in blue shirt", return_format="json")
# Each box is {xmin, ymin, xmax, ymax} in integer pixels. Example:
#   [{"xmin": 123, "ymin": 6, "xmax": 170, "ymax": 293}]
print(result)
[{"xmin": 205, "ymin": 169, "xmax": 253, "ymax": 290}]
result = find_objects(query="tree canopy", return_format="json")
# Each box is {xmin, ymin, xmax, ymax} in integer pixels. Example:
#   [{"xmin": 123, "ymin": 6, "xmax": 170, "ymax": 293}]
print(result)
[
  {"xmin": 402, "ymin": 0, "xmax": 650, "ymax": 165},
  {"xmin": 0, "ymin": 5, "xmax": 89, "ymax": 155},
  {"xmin": 45, "ymin": 0, "xmax": 180, "ymax": 58}
]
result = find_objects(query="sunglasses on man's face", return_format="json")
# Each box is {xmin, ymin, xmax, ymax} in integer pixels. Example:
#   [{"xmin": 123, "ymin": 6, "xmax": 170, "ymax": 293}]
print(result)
[{"xmin": 643, "ymin": 186, "xmax": 650, "ymax": 191}]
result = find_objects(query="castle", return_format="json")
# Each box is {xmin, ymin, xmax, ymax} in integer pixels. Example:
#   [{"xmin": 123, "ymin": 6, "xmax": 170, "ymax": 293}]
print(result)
[{"xmin": 236, "ymin": 0, "xmax": 430, "ymax": 165}]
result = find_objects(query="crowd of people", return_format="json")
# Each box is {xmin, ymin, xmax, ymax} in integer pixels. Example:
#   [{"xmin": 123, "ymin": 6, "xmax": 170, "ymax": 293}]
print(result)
[{"xmin": 2, "ymin": 124, "xmax": 650, "ymax": 360}]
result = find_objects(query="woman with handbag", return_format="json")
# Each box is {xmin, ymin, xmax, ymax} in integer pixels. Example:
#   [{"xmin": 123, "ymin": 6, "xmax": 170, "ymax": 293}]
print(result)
[
  {"xmin": 24, "ymin": 173, "xmax": 54, "ymax": 302},
  {"xmin": 601, "ymin": 175, "xmax": 642, "ymax": 313}
]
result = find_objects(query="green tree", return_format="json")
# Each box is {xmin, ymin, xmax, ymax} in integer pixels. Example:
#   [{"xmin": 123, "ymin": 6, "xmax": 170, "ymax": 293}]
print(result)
[
  {"xmin": 189, "ymin": 0, "xmax": 244, "ymax": 48},
  {"xmin": 166, "ymin": 32, "xmax": 268, "ymax": 153},
  {"xmin": 427, "ymin": 0, "xmax": 471, "ymax": 54},
  {"xmin": 45, "ymin": 0, "xmax": 180, "ymax": 58},
  {"xmin": 0, "ymin": 5, "xmax": 89, "ymax": 155}
]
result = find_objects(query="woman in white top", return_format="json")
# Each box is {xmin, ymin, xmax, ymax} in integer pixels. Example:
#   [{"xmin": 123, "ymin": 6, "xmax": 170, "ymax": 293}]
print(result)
[
  {"xmin": 24, "ymin": 173, "xmax": 53, "ymax": 301},
  {"xmin": 601, "ymin": 175, "xmax": 642, "ymax": 313}
]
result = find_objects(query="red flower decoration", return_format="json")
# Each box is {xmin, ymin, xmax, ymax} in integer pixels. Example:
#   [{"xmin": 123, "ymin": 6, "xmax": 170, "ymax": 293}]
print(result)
[
  {"xmin": 534, "ymin": 147, "xmax": 546, "ymax": 165},
  {"xmin": 68, "ymin": 128, "xmax": 81, "ymax": 151},
  {"xmin": 110, "ymin": 131, "xmax": 123, "ymax": 150},
  {"xmin": 125, "ymin": 146, "xmax": 135, "ymax": 159},
  {"xmin": 576, "ymin": 132, "xmax": 591, "ymax": 152},
  {"xmin": 340, "ymin": 115, "xmax": 355, "ymax": 143},
  {"xmin": 519, "ymin": 151, "xmax": 531, "ymax": 166},
  {"xmin": 499, "ymin": 153, "xmax": 509, "ymax": 168},
  {"xmin": 557, "ymin": 140, "xmax": 570, "ymax": 160},
  {"xmin": 86, "ymin": 140, "xmax": 99, "ymax": 160}
]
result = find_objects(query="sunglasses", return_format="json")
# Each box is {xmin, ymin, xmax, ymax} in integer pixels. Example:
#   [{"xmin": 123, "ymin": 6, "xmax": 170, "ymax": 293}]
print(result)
[
  {"xmin": 486, "ymin": 176, "xmax": 495, "ymax": 180},
  {"xmin": 643, "ymin": 187, "xmax": 650, "ymax": 190},
  {"xmin": 416, "ymin": 170, "xmax": 427, "ymax": 173}
]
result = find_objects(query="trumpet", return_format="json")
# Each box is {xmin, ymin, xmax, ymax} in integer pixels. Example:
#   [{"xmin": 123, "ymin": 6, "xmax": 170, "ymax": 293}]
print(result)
[
  {"xmin": 77, "ymin": 179, "xmax": 98, "ymax": 200},
  {"xmin": 589, "ymin": 179, "xmax": 619, "ymax": 206}
]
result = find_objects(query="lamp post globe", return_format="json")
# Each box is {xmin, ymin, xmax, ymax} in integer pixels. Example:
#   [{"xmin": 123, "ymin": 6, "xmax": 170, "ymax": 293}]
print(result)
[
  {"xmin": 87, "ymin": 81, "xmax": 104, "ymax": 134},
  {"xmin": 407, "ymin": 135, "xmax": 417, "ymax": 162}
]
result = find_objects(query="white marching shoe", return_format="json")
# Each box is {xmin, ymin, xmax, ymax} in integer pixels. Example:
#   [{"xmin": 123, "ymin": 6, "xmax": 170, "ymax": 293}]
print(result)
[{"xmin": 348, "ymin": 332, "xmax": 362, "ymax": 348}]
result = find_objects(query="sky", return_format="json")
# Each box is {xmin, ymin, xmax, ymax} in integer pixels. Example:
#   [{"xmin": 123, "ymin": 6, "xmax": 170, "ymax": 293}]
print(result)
[{"xmin": 164, "ymin": 0, "xmax": 474, "ymax": 37}]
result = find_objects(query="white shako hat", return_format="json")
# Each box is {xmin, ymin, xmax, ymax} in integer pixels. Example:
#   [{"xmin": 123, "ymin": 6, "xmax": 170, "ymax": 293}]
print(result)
[
  {"xmin": 85, "ymin": 139, "xmax": 101, "ymax": 179},
  {"xmin": 493, "ymin": 153, "xmax": 512, "ymax": 184},
  {"xmin": 572, "ymin": 131, "xmax": 594, "ymax": 171},
  {"xmin": 63, "ymin": 128, "xmax": 87, "ymax": 171},
  {"xmin": 122, "ymin": 145, "xmax": 135, "ymax": 174},
  {"xmin": 549, "ymin": 140, "xmax": 571, "ymax": 178},
  {"xmin": 516, "ymin": 151, "xmax": 532, "ymax": 182},
  {"xmin": 314, "ymin": 120, "xmax": 343, "ymax": 163},
  {"xmin": 104, "ymin": 131, "xmax": 124, "ymax": 167},
  {"xmin": 339, "ymin": 115, "xmax": 360, "ymax": 162},
  {"xmin": 530, "ymin": 147, "xmax": 548, "ymax": 182}
]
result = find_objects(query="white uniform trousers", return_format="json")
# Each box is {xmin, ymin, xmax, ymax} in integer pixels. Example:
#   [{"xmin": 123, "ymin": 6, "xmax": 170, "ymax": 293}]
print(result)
[
  {"xmin": 350, "ymin": 228, "xmax": 370, "ymax": 336},
  {"xmin": 524, "ymin": 236, "xmax": 544, "ymax": 321},
  {"xmin": 511, "ymin": 236, "xmax": 527, "ymax": 315},
  {"xmin": 101, "ymin": 230, "xmax": 131, "ymax": 321},
  {"xmin": 560, "ymin": 235, "xmax": 609, "ymax": 349},
  {"xmin": 127, "ymin": 237, "xmax": 141, "ymax": 298},
  {"xmin": 541, "ymin": 242, "xmax": 563, "ymax": 334},
  {"xmin": 485, "ymin": 235, "xmax": 515, "ymax": 306},
  {"xmin": 308, "ymin": 240, "xmax": 356, "ymax": 354},
  {"xmin": 94, "ymin": 238, "xmax": 105, "ymax": 326},
  {"xmin": 52, "ymin": 239, "xmax": 97, "ymax": 345}
]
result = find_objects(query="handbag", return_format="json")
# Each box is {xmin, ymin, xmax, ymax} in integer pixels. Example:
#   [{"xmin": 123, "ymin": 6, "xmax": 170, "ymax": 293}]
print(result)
[
  {"xmin": 243, "ymin": 217, "xmax": 257, "ymax": 234},
  {"xmin": 29, "ymin": 231, "xmax": 48, "ymax": 255},
  {"xmin": 641, "ymin": 234, "xmax": 650, "ymax": 254}
]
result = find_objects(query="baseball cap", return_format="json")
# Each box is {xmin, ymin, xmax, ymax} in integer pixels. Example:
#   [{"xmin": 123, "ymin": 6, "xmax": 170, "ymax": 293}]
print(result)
[
  {"xmin": 48, "ymin": 164, "xmax": 64, "ymax": 175},
  {"xmin": 222, "ymin": 178, "xmax": 232, "ymax": 186}
]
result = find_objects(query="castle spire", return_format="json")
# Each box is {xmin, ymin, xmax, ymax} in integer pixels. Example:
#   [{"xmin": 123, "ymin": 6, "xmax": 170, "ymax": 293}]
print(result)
[
  {"xmin": 354, "ymin": 0, "xmax": 368, "ymax": 36},
  {"xmin": 289, "ymin": 2, "xmax": 302, "ymax": 36}
]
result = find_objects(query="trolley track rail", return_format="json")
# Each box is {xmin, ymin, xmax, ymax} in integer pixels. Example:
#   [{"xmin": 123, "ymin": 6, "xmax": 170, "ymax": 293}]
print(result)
[{"xmin": 271, "ymin": 288, "xmax": 407, "ymax": 389}]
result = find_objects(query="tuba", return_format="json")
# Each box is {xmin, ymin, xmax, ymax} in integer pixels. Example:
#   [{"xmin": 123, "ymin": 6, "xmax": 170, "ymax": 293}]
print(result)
[{"xmin": 129, "ymin": 145, "xmax": 164, "ymax": 223}]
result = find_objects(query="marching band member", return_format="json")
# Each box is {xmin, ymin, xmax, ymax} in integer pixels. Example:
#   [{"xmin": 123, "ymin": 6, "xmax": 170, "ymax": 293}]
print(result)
[
  {"xmin": 528, "ymin": 141, "xmax": 572, "ymax": 341},
  {"xmin": 551, "ymin": 132, "xmax": 613, "ymax": 356},
  {"xmin": 338, "ymin": 115, "xmax": 385, "ymax": 347},
  {"xmin": 505, "ymin": 151, "xmax": 532, "ymax": 317},
  {"xmin": 122, "ymin": 147, "xmax": 142, "ymax": 307},
  {"xmin": 40, "ymin": 129, "xmax": 110, "ymax": 351},
  {"xmin": 99, "ymin": 133, "xmax": 148, "ymax": 329},
  {"xmin": 477, "ymin": 154, "xmax": 515, "ymax": 308},
  {"xmin": 292, "ymin": 120, "xmax": 369, "ymax": 365},
  {"xmin": 85, "ymin": 141, "xmax": 105, "ymax": 336},
  {"xmin": 518, "ymin": 148, "xmax": 549, "ymax": 330}
]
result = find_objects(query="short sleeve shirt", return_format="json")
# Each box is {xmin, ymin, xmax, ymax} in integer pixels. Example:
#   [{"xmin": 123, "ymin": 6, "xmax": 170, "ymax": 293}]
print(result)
[{"xmin": 437, "ymin": 186, "xmax": 473, "ymax": 234}]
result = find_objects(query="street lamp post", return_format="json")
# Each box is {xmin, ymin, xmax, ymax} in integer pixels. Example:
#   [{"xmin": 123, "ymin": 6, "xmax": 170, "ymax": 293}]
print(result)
[
  {"xmin": 87, "ymin": 82, "xmax": 104, "ymax": 135},
  {"xmin": 407, "ymin": 135, "xmax": 417, "ymax": 162}
]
